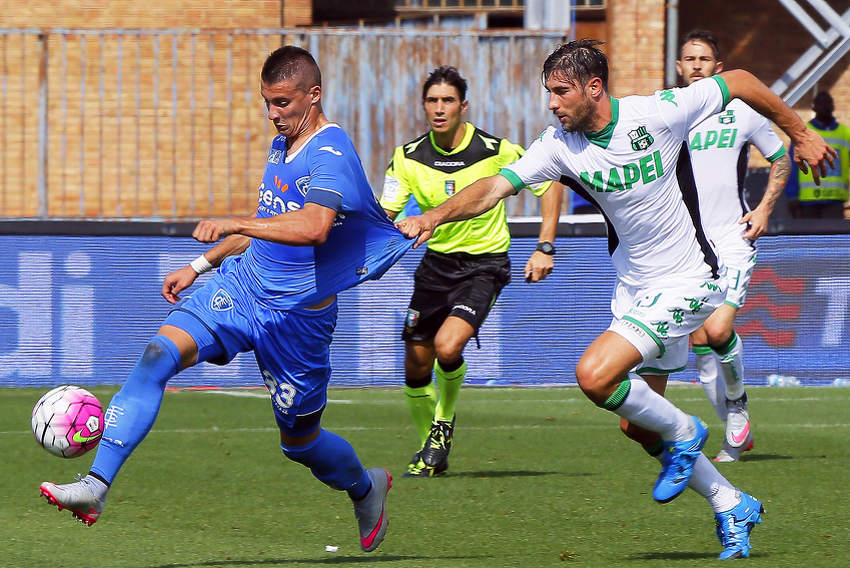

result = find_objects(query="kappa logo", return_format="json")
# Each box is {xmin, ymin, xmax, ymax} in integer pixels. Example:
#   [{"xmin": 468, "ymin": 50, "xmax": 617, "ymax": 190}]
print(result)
[
  {"xmin": 718, "ymin": 110, "xmax": 736, "ymax": 124},
  {"xmin": 318, "ymin": 145, "xmax": 342, "ymax": 156},
  {"xmin": 268, "ymin": 149, "xmax": 282, "ymax": 164},
  {"xmin": 659, "ymin": 90, "xmax": 678, "ymax": 107},
  {"xmin": 629, "ymin": 126, "xmax": 654, "ymax": 151},
  {"xmin": 211, "ymin": 289, "xmax": 234, "ymax": 311}
]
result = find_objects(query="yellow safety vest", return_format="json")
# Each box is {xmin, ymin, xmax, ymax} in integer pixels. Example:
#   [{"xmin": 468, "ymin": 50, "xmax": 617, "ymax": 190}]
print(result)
[{"xmin": 798, "ymin": 122, "xmax": 850, "ymax": 202}]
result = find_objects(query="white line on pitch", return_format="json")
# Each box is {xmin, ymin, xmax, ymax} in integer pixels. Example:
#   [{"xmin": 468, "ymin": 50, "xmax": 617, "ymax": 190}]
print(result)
[{"xmin": 7, "ymin": 421, "xmax": 850, "ymax": 436}]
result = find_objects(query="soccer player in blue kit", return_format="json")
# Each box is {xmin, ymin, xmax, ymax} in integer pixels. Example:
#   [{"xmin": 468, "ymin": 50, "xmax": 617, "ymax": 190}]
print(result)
[{"xmin": 39, "ymin": 46, "xmax": 413, "ymax": 553}]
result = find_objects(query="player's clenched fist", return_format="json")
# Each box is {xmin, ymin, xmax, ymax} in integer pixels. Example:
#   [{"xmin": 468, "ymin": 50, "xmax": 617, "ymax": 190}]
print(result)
[
  {"xmin": 395, "ymin": 214, "xmax": 437, "ymax": 248},
  {"xmin": 193, "ymin": 219, "xmax": 235, "ymax": 243}
]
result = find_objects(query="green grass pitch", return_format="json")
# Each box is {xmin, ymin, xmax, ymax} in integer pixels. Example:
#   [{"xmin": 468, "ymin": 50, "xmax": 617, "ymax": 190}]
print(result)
[{"xmin": 4, "ymin": 385, "xmax": 850, "ymax": 567}]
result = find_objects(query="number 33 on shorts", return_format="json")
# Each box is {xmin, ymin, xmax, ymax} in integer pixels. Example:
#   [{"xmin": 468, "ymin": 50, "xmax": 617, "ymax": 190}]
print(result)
[{"xmin": 263, "ymin": 370, "xmax": 297, "ymax": 413}]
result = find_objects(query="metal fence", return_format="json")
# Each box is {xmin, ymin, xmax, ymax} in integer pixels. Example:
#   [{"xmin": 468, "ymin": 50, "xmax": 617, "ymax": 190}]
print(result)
[{"xmin": 0, "ymin": 28, "xmax": 566, "ymax": 220}]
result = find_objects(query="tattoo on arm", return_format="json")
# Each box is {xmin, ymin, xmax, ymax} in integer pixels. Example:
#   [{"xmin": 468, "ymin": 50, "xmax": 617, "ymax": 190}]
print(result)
[{"xmin": 759, "ymin": 154, "xmax": 791, "ymax": 213}]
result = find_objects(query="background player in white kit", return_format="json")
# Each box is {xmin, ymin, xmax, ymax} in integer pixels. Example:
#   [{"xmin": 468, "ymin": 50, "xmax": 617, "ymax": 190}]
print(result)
[
  {"xmin": 397, "ymin": 40, "xmax": 834, "ymax": 560},
  {"xmin": 677, "ymin": 29, "xmax": 792, "ymax": 463}
]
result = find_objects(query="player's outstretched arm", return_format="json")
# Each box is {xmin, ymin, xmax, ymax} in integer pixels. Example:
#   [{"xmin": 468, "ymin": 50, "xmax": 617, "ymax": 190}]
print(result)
[
  {"xmin": 526, "ymin": 181, "xmax": 563, "ymax": 282},
  {"xmin": 192, "ymin": 203, "xmax": 337, "ymax": 246},
  {"xmin": 720, "ymin": 69, "xmax": 836, "ymax": 184},
  {"xmin": 396, "ymin": 173, "xmax": 516, "ymax": 247},
  {"xmin": 741, "ymin": 153, "xmax": 791, "ymax": 240},
  {"xmin": 162, "ymin": 233, "xmax": 252, "ymax": 304}
]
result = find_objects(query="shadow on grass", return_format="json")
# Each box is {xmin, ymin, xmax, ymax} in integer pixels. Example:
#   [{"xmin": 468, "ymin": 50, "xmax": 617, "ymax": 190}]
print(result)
[
  {"xmin": 739, "ymin": 454, "xmax": 793, "ymax": 462},
  {"xmin": 631, "ymin": 551, "xmax": 768, "ymax": 561},
  {"xmin": 146, "ymin": 554, "xmax": 490, "ymax": 567},
  {"xmin": 444, "ymin": 470, "xmax": 590, "ymax": 479},
  {"xmin": 630, "ymin": 551, "xmax": 719, "ymax": 561}
]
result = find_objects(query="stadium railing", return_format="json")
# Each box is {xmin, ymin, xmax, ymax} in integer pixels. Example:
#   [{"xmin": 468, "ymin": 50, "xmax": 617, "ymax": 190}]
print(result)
[{"xmin": 0, "ymin": 27, "xmax": 564, "ymax": 220}]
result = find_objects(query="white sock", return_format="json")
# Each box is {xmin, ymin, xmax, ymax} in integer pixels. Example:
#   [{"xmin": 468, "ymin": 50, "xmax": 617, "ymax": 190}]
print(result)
[
  {"xmin": 716, "ymin": 333, "xmax": 746, "ymax": 400},
  {"xmin": 611, "ymin": 378, "xmax": 695, "ymax": 442},
  {"xmin": 686, "ymin": 453, "xmax": 740, "ymax": 513},
  {"xmin": 697, "ymin": 351, "xmax": 727, "ymax": 421}
]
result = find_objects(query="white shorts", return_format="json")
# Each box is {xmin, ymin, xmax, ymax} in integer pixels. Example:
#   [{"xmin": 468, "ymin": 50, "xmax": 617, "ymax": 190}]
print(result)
[
  {"xmin": 713, "ymin": 232, "xmax": 757, "ymax": 309},
  {"xmin": 608, "ymin": 276, "xmax": 727, "ymax": 374}
]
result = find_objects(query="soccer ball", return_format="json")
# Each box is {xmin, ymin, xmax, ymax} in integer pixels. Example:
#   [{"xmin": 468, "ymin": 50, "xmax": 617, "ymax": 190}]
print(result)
[{"xmin": 32, "ymin": 386, "xmax": 104, "ymax": 458}]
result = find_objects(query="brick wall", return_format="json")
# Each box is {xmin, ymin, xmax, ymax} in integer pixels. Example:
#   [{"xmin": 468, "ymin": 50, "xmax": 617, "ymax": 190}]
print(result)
[
  {"xmin": 0, "ymin": 1, "xmax": 313, "ymax": 218},
  {"xmin": 608, "ymin": 0, "xmax": 666, "ymax": 97},
  {"xmin": 0, "ymin": 1, "xmax": 289, "ymax": 29},
  {"xmin": 679, "ymin": 0, "xmax": 850, "ymax": 165}
]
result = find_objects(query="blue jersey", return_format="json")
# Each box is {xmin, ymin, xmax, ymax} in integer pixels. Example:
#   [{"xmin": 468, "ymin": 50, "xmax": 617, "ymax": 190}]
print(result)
[{"xmin": 228, "ymin": 123, "xmax": 414, "ymax": 309}]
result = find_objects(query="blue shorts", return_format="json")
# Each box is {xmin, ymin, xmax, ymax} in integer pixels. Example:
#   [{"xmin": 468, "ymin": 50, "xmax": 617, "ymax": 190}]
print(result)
[{"xmin": 163, "ymin": 267, "xmax": 338, "ymax": 431}]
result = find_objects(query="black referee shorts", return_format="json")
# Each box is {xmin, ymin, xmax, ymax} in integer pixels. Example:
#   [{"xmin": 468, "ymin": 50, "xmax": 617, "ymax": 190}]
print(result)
[{"xmin": 402, "ymin": 249, "xmax": 511, "ymax": 342}]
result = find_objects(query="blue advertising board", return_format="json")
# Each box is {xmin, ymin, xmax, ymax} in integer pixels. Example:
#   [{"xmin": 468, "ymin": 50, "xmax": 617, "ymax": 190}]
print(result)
[{"xmin": 1, "ymin": 234, "xmax": 847, "ymax": 388}]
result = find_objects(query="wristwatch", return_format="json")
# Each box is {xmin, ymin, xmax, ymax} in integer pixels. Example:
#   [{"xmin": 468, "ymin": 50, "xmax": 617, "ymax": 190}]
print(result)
[{"xmin": 536, "ymin": 241, "xmax": 556, "ymax": 255}]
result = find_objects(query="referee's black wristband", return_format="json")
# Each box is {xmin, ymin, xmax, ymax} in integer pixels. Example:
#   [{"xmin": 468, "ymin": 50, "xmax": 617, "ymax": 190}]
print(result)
[{"xmin": 536, "ymin": 241, "xmax": 556, "ymax": 255}]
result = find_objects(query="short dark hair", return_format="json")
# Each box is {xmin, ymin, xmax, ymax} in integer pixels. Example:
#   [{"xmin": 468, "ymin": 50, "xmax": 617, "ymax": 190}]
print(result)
[
  {"xmin": 422, "ymin": 65, "xmax": 468, "ymax": 101},
  {"xmin": 261, "ymin": 46, "xmax": 322, "ymax": 91},
  {"xmin": 814, "ymin": 91, "xmax": 834, "ymax": 106},
  {"xmin": 679, "ymin": 29, "xmax": 721, "ymax": 61},
  {"xmin": 542, "ymin": 39, "xmax": 609, "ymax": 92}
]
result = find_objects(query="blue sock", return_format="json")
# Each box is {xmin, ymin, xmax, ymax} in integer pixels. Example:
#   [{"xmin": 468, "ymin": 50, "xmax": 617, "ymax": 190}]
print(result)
[
  {"xmin": 281, "ymin": 429, "xmax": 372, "ymax": 500},
  {"xmin": 90, "ymin": 335, "xmax": 182, "ymax": 484}
]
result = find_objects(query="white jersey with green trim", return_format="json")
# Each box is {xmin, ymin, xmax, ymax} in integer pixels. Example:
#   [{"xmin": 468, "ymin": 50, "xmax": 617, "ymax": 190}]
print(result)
[
  {"xmin": 688, "ymin": 98, "xmax": 785, "ymax": 242},
  {"xmin": 502, "ymin": 76, "xmax": 728, "ymax": 288}
]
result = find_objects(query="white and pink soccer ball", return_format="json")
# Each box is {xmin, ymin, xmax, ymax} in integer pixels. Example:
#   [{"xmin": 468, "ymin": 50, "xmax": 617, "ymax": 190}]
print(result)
[{"xmin": 32, "ymin": 386, "xmax": 104, "ymax": 458}]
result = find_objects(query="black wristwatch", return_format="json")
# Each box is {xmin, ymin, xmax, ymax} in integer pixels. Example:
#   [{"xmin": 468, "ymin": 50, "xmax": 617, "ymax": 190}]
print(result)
[{"xmin": 536, "ymin": 241, "xmax": 556, "ymax": 255}]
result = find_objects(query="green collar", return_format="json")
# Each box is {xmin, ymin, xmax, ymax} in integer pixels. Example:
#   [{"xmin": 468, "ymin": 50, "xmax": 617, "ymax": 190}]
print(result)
[
  {"xmin": 429, "ymin": 122, "xmax": 475, "ymax": 155},
  {"xmin": 584, "ymin": 97, "xmax": 619, "ymax": 149}
]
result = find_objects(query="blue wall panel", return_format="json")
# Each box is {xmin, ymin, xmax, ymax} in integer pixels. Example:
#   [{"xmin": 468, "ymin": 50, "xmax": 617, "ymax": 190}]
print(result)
[{"xmin": 1, "ymin": 235, "xmax": 847, "ymax": 388}]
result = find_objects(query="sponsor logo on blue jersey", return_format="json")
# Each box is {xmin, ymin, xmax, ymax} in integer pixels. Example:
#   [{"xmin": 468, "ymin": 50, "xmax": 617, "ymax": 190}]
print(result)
[
  {"xmin": 211, "ymin": 289, "xmax": 234, "ymax": 311},
  {"xmin": 268, "ymin": 149, "xmax": 282, "ymax": 164}
]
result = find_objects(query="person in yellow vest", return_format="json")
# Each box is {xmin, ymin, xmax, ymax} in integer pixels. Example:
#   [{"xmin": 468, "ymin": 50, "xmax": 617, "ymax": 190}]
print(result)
[
  {"xmin": 381, "ymin": 65, "xmax": 563, "ymax": 477},
  {"xmin": 787, "ymin": 91, "xmax": 850, "ymax": 219}
]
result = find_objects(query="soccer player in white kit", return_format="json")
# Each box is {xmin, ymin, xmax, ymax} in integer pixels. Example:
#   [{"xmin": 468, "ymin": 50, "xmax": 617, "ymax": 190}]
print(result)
[
  {"xmin": 678, "ymin": 29, "xmax": 792, "ymax": 463},
  {"xmin": 397, "ymin": 40, "xmax": 835, "ymax": 560}
]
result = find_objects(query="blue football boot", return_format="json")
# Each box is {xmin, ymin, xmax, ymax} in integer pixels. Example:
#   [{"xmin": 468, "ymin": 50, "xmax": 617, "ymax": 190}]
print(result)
[
  {"xmin": 715, "ymin": 492, "xmax": 764, "ymax": 559},
  {"xmin": 652, "ymin": 416, "xmax": 709, "ymax": 503}
]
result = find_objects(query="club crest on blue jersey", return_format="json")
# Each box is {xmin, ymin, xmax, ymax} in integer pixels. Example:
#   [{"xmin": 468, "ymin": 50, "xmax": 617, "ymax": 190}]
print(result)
[
  {"xmin": 210, "ymin": 289, "xmax": 234, "ymax": 311},
  {"xmin": 446, "ymin": 180, "xmax": 456, "ymax": 196},
  {"xmin": 268, "ymin": 149, "xmax": 282, "ymax": 164},
  {"xmin": 718, "ymin": 110, "xmax": 736, "ymax": 124},
  {"xmin": 295, "ymin": 175, "xmax": 310, "ymax": 197},
  {"xmin": 629, "ymin": 126, "xmax": 654, "ymax": 151}
]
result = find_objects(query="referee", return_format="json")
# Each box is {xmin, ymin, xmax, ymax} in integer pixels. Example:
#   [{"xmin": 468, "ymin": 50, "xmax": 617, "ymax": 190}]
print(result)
[{"xmin": 381, "ymin": 65, "xmax": 562, "ymax": 477}]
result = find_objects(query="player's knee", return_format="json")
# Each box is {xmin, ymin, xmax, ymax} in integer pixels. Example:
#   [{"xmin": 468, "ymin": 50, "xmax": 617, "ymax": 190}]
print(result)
[
  {"xmin": 433, "ymin": 337, "xmax": 465, "ymax": 363},
  {"xmin": 133, "ymin": 335, "xmax": 182, "ymax": 388},
  {"xmin": 575, "ymin": 359, "xmax": 610, "ymax": 404},
  {"xmin": 703, "ymin": 320, "xmax": 733, "ymax": 346}
]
